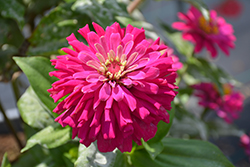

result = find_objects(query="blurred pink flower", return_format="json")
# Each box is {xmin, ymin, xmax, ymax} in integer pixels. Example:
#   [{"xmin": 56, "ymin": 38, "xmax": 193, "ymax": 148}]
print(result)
[
  {"xmin": 147, "ymin": 38, "xmax": 183, "ymax": 70},
  {"xmin": 192, "ymin": 83, "xmax": 244, "ymax": 123},
  {"xmin": 48, "ymin": 22, "xmax": 178, "ymax": 152},
  {"xmin": 240, "ymin": 134, "xmax": 250, "ymax": 160},
  {"xmin": 166, "ymin": 47, "xmax": 183, "ymax": 70},
  {"xmin": 172, "ymin": 6, "xmax": 236, "ymax": 58}
]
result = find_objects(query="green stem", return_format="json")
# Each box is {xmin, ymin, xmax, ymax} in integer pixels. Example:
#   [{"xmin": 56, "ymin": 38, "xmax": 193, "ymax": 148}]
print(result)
[
  {"xmin": 11, "ymin": 71, "xmax": 22, "ymax": 102},
  {"xmin": 0, "ymin": 100, "xmax": 23, "ymax": 149}
]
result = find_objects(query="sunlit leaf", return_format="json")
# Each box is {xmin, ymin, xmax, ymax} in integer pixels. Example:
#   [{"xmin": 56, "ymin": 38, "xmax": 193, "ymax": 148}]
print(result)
[
  {"xmin": 17, "ymin": 86, "xmax": 54, "ymax": 129},
  {"xmin": 1, "ymin": 153, "xmax": 11, "ymax": 167},
  {"xmin": 21, "ymin": 124, "xmax": 71, "ymax": 152},
  {"xmin": 75, "ymin": 143, "xmax": 130, "ymax": 167},
  {"xmin": 14, "ymin": 56, "xmax": 58, "ymax": 112}
]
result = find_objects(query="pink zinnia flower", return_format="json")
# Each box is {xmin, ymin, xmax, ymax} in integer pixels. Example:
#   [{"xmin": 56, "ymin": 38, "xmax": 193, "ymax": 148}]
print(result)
[
  {"xmin": 240, "ymin": 134, "xmax": 250, "ymax": 161},
  {"xmin": 48, "ymin": 22, "xmax": 178, "ymax": 152},
  {"xmin": 172, "ymin": 6, "xmax": 236, "ymax": 58},
  {"xmin": 192, "ymin": 82, "xmax": 244, "ymax": 123}
]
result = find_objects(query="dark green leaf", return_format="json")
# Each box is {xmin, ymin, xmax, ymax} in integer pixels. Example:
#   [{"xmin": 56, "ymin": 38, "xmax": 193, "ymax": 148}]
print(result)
[
  {"xmin": 1, "ymin": 153, "xmax": 11, "ymax": 167},
  {"xmin": 0, "ymin": 0, "xmax": 25, "ymax": 28},
  {"xmin": 147, "ymin": 103, "xmax": 175, "ymax": 144},
  {"xmin": 72, "ymin": 0, "xmax": 129, "ymax": 28},
  {"xmin": 13, "ymin": 56, "xmax": 58, "ymax": 112},
  {"xmin": 131, "ymin": 138, "xmax": 234, "ymax": 167},
  {"xmin": 13, "ymin": 145, "xmax": 53, "ymax": 167},
  {"xmin": 13, "ymin": 142, "xmax": 77, "ymax": 167},
  {"xmin": 17, "ymin": 86, "xmax": 54, "ymax": 129},
  {"xmin": 21, "ymin": 124, "xmax": 71, "ymax": 152},
  {"xmin": 28, "ymin": 3, "xmax": 92, "ymax": 56}
]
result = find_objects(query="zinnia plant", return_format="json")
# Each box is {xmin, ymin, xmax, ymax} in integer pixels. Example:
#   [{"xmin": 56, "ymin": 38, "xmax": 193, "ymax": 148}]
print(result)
[
  {"xmin": 172, "ymin": 6, "xmax": 236, "ymax": 58},
  {"xmin": 5, "ymin": 0, "xmax": 247, "ymax": 166},
  {"xmin": 48, "ymin": 22, "xmax": 178, "ymax": 152}
]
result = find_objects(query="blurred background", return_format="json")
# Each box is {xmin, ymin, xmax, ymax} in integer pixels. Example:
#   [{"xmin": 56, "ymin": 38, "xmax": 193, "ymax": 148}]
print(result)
[{"xmin": 0, "ymin": 0, "xmax": 249, "ymax": 166}]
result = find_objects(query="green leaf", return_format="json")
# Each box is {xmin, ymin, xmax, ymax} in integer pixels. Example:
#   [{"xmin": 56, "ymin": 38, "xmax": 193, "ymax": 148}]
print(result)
[
  {"xmin": 13, "ymin": 145, "xmax": 53, "ymax": 167},
  {"xmin": 28, "ymin": 3, "xmax": 92, "ymax": 56},
  {"xmin": 131, "ymin": 138, "xmax": 234, "ymax": 167},
  {"xmin": 0, "ymin": 0, "xmax": 25, "ymax": 28},
  {"xmin": 141, "ymin": 139, "xmax": 164, "ymax": 160},
  {"xmin": 17, "ymin": 86, "xmax": 54, "ymax": 129},
  {"xmin": 147, "ymin": 103, "xmax": 175, "ymax": 144},
  {"xmin": 13, "ymin": 56, "xmax": 58, "ymax": 112},
  {"xmin": 75, "ymin": 143, "xmax": 130, "ymax": 167},
  {"xmin": 1, "ymin": 153, "xmax": 11, "ymax": 167},
  {"xmin": 72, "ymin": 0, "xmax": 129, "ymax": 28},
  {"xmin": 21, "ymin": 124, "xmax": 71, "ymax": 152},
  {"xmin": 13, "ymin": 142, "xmax": 77, "ymax": 167}
]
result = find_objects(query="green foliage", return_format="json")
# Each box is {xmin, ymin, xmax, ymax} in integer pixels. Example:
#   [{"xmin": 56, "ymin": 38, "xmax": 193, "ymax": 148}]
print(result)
[
  {"xmin": 17, "ymin": 86, "xmax": 54, "ymax": 129},
  {"xmin": 1, "ymin": 153, "xmax": 11, "ymax": 167},
  {"xmin": 13, "ymin": 143, "xmax": 78, "ymax": 167},
  {"xmin": 131, "ymin": 138, "xmax": 234, "ymax": 167},
  {"xmin": 75, "ymin": 143, "xmax": 128, "ymax": 167},
  {"xmin": 27, "ymin": 3, "xmax": 92, "ymax": 56},
  {"xmin": 6, "ymin": 0, "xmax": 241, "ymax": 166},
  {"xmin": 14, "ymin": 56, "xmax": 58, "ymax": 112},
  {"xmin": 21, "ymin": 124, "xmax": 71, "ymax": 152},
  {"xmin": 0, "ymin": 0, "xmax": 25, "ymax": 28},
  {"xmin": 71, "ymin": 0, "xmax": 129, "ymax": 28}
]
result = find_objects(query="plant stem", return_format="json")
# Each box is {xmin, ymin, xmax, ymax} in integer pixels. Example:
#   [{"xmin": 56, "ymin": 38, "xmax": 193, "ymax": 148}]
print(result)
[
  {"xmin": 0, "ymin": 100, "xmax": 23, "ymax": 149},
  {"xmin": 11, "ymin": 71, "xmax": 22, "ymax": 102},
  {"xmin": 127, "ymin": 0, "xmax": 143, "ymax": 14}
]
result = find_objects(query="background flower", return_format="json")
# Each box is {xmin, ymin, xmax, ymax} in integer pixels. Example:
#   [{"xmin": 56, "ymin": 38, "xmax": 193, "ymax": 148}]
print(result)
[
  {"xmin": 192, "ymin": 82, "xmax": 244, "ymax": 123},
  {"xmin": 172, "ymin": 6, "xmax": 236, "ymax": 58},
  {"xmin": 48, "ymin": 22, "xmax": 178, "ymax": 152}
]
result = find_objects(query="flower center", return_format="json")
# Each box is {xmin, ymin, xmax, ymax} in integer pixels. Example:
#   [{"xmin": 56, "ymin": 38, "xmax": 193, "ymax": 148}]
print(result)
[
  {"xmin": 103, "ymin": 51, "xmax": 126, "ymax": 80},
  {"xmin": 198, "ymin": 16, "xmax": 219, "ymax": 34}
]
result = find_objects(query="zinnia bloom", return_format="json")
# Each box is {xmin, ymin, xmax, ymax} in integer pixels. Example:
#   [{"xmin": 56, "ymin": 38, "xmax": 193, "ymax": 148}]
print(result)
[
  {"xmin": 48, "ymin": 22, "xmax": 178, "ymax": 152},
  {"xmin": 192, "ymin": 82, "xmax": 244, "ymax": 123},
  {"xmin": 240, "ymin": 134, "xmax": 250, "ymax": 160},
  {"xmin": 172, "ymin": 6, "xmax": 236, "ymax": 58}
]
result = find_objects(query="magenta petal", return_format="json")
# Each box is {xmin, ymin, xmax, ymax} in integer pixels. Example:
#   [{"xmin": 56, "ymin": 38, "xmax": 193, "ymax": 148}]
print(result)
[
  {"xmin": 86, "ymin": 73, "xmax": 101, "ymax": 83},
  {"xmin": 112, "ymin": 84, "xmax": 124, "ymax": 102},
  {"xmin": 110, "ymin": 33, "xmax": 121, "ymax": 53},
  {"xmin": 121, "ymin": 86, "xmax": 137, "ymax": 111},
  {"xmin": 205, "ymin": 41, "xmax": 217, "ymax": 58},
  {"xmin": 127, "ymin": 70, "xmax": 146, "ymax": 80},
  {"xmin": 78, "ymin": 24, "xmax": 90, "ymax": 40},
  {"xmin": 99, "ymin": 82, "xmax": 111, "ymax": 101},
  {"xmin": 93, "ymin": 22, "xmax": 105, "ymax": 36},
  {"xmin": 48, "ymin": 22, "xmax": 178, "ymax": 153}
]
